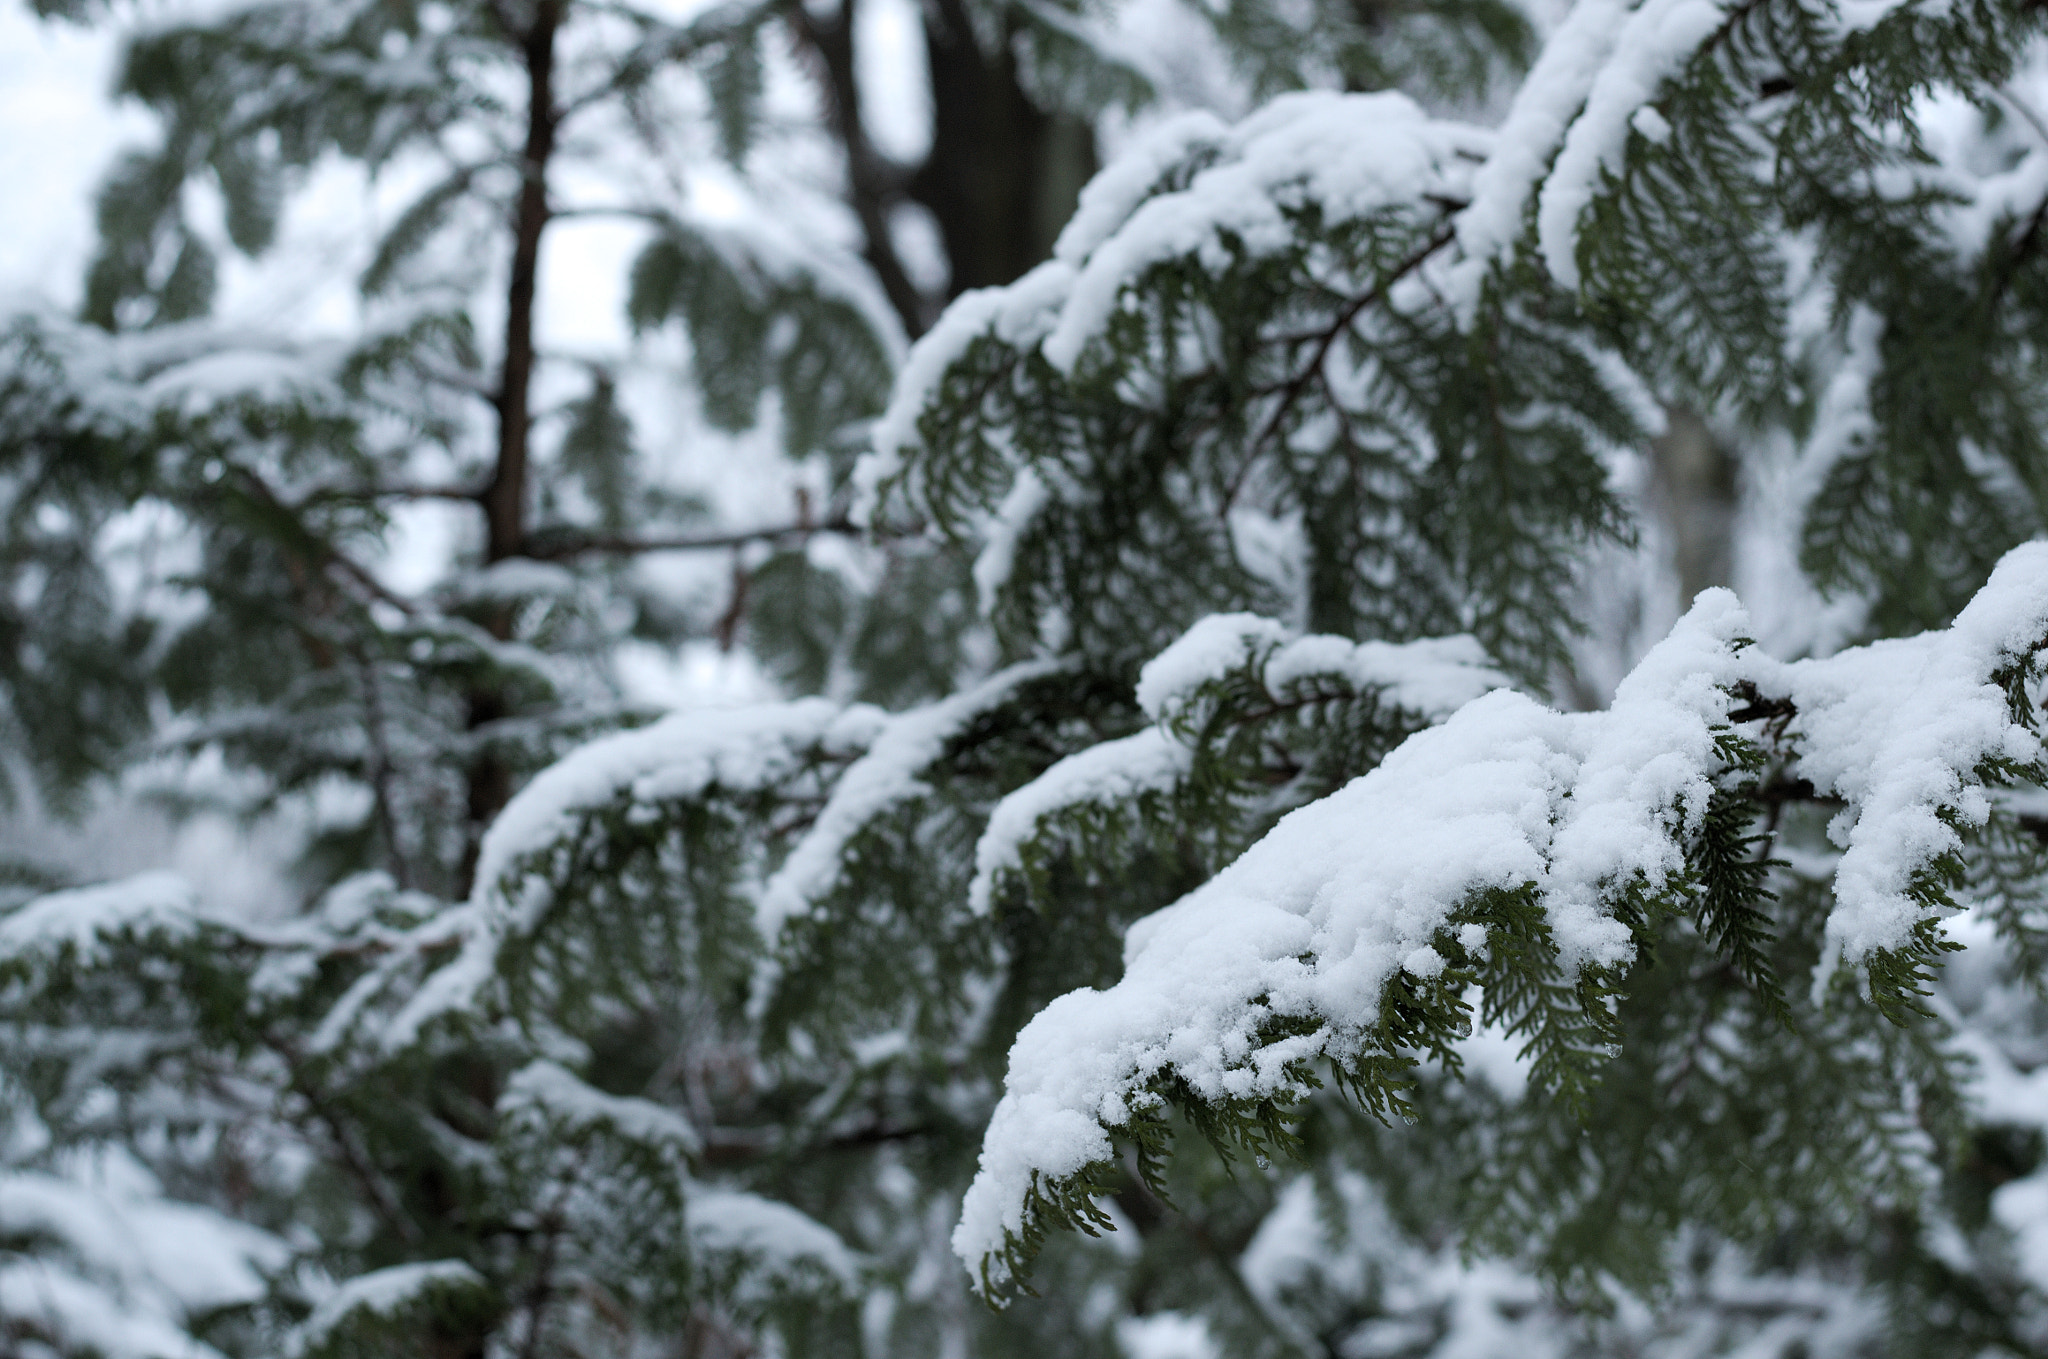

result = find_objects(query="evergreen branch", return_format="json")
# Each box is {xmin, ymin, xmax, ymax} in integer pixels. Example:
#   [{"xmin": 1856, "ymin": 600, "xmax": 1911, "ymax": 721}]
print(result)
[
  {"xmin": 225, "ymin": 463, "xmax": 421, "ymax": 617},
  {"xmin": 554, "ymin": 0, "xmax": 782, "ymax": 125},
  {"xmin": 776, "ymin": 0, "xmax": 928, "ymax": 336},
  {"xmin": 270, "ymin": 1040, "xmax": 424, "ymax": 1246},
  {"xmin": 1234, "ymin": 219, "xmax": 1458, "ymax": 504}
]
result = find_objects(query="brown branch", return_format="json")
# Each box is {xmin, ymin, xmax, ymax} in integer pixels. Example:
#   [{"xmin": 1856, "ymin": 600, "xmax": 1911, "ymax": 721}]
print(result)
[
  {"xmin": 227, "ymin": 464, "xmax": 420, "ymax": 616},
  {"xmin": 372, "ymin": 482, "xmax": 485, "ymax": 503},
  {"xmin": 266, "ymin": 1038, "xmax": 424, "ymax": 1245},
  {"xmin": 517, "ymin": 513, "xmax": 896, "ymax": 560},
  {"xmin": 351, "ymin": 642, "xmax": 417, "ymax": 890},
  {"xmin": 779, "ymin": 0, "xmax": 928, "ymax": 337},
  {"xmin": 487, "ymin": 0, "xmax": 564, "ymax": 572}
]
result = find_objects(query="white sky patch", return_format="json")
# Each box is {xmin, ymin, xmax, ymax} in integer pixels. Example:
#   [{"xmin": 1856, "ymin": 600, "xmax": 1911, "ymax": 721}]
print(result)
[
  {"xmin": 856, "ymin": 0, "xmax": 933, "ymax": 165},
  {"xmin": 0, "ymin": 10, "xmax": 147, "ymax": 308}
]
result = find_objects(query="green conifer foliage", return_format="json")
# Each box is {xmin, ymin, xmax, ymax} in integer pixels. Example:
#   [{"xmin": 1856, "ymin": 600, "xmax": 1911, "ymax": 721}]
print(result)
[{"xmin": 15, "ymin": 0, "xmax": 2048, "ymax": 1355}]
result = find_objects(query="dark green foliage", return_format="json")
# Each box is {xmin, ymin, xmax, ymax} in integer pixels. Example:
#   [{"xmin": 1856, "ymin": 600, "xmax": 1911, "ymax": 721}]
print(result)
[
  {"xmin": 1202, "ymin": 0, "xmax": 1534, "ymax": 102},
  {"xmin": 358, "ymin": 164, "xmax": 479, "ymax": 299},
  {"xmin": 556, "ymin": 370, "xmax": 639, "ymax": 533},
  {"xmin": 889, "ymin": 195, "xmax": 1638, "ymax": 685},
  {"xmin": 703, "ymin": 24, "xmax": 766, "ymax": 167},
  {"xmin": 1558, "ymin": 0, "xmax": 2048, "ymax": 634},
  {"xmin": 745, "ymin": 550, "xmax": 855, "ymax": 694},
  {"xmin": 16, "ymin": 0, "xmax": 2048, "ymax": 1354}
]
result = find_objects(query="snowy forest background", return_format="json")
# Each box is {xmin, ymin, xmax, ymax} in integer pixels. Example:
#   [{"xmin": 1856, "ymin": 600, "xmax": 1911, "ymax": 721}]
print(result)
[{"xmin": 7, "ymin": 0, "xmax": 2048, "ymax": 1356}]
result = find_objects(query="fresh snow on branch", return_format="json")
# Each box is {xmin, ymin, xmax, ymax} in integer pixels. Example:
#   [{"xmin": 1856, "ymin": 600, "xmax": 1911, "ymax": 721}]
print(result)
[
  {"xmin": 754, "ymin": 658, "xmax": 1064, "ymax": 940},
  {"xmin": 969, "ymin": 618, "xmax": 1507, "ymax": 916},
  {"xmin": 857, "ymin": 91, "xmax": 1489, "ymax": 511},
  {"xmin": 363, "ymin": 701, "xmax": 883, "ymax": 1051},
  {"xmin": 468, "ymin": 699, "xmax": 875, "ymax": 916},
  {"xmin": 499, "ymin": 1060, "xmax": 702, "ymax": 1156},
  {"xmin": 1534, "ymin": 0, "xmax": 1731, "ymax": 291},
  {"xmin": 0, "ymin": 1169, "xmax": 287, "ymax": 1359},
  {"xmin": 0, "ymin": 872, "xmax": 205, "ymax": 965},
  {"xmin": 1035, "ymin": 91, "xmax": 1487, "ymax": 374},
  {"xmin": 1772, "ymin": 544, "xmax": 2048, "ymax": 970},
  {"xmin": 967, "ymin": 728, "xmax": 1193, "ymax": 918},
  {"xmin": 288, "ymin": 1260, "xmax": 489, "ymax": 1357},
  {"xmin": 1135, "ymin": 613, "xmax": 1503, "ymax": 725},
  {"xmin": 954, "ymin": 544, "xmax": 2048, "ymax": 1292},
  {"xmin": 687, "ymin": 1188, "xmax": 861, "ymax": 1295}
]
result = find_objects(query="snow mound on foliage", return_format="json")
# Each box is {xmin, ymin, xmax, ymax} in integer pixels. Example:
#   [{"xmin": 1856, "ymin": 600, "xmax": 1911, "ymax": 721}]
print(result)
[
  {"xmin": 1136, "ymin": 614, "xmax": 1502, "ymax": 724},
  {"xmin": 857, "ymin": 92, "xmax": 1486, "ymax": 518},
  {"xmin": 290, "ymin": 1260, "xmax": 487, "ymax": 1355},
  {"xmin": 955, "ymin": 592, "xmax": 1753, "ymax": 1287},
  {"xmin": 500, "ymin": 1060, "xmax": 701, "ymax": 1155},
  {"xmin": 688, "ymin": 1188, "xmax": 859, "ymax": 1291},
  {"xmin": 967, "ymin": 728, "xmax": 1192, "ymax": 917},
  {"xmin": 956, "ymin": 544, "xmax": 2048, "ymax": 1291},
  {"xmin": 756, "ymin": 659, "xmax": 1061, "ymax": 939},
  {"xmin": 969, "ymin": 617, "xmax": 1505, "ymax": 916},
  {"xmin": 1040, "ymin": 91, "xmax": 1486, "ymax": 373},
  {"xmin": 471, "ymin": 699, "xmax": 872, "ymax": 908},
  {"xmin": 372, "ymin": 701, "xmax": 880, "ymax": 1052},
  {"xmin": 0, "ymin": 1167, "xmax": 287, "ymax": 1359},
  {"xmin": 1775, "ymin": 542, "xmax": 2048, "ymax": 972},
  {"xmin": 0, "ymin": 872, "xmax": 204, "ymax": 963}
]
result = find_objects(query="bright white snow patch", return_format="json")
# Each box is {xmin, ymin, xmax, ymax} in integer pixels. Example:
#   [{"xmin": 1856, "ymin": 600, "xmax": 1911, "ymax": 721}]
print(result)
[
  {"xmin": 973, "ymin": 465, "xmax": 1052, "ymax": 616},
  {"xmin": 1116, "ymin": 1310, "xmax": 1222, "ymax": 1359},
  {"xmin": 968, "ymin": 728, "xmax": 1193, "ymax": 917},
  {"xmin": 857, "ymin": 91, "xmax": 1485, "ymax": 523},
  {"xmin": 1136, "ymin": 613, "xmax": 1292, "ymax": 722},
  {"xmin": 1770, "ymin": 542, "xmax": 2048, "ymax": 976},
  {"xmin": 755, "ymin": 659, "xmax": 1062, "ymax": 941},
  {"xmin": 1040, "ymin": 91, "xmax": 1487, "ymax": 374},
  {"xmin": 369, "ymin": 700, "xmax": 880, "ymax": 1051},
  {"xmin": 972, "ymin": 619, "xmax": 1504, "ymax": 917},
  {"xmin": 1535, "ymin": 0, "xmax": 1730, "ymax": 291},
  {"xmin": 471, "ymin": 699, "xmax": 870, "ymax": 911}
]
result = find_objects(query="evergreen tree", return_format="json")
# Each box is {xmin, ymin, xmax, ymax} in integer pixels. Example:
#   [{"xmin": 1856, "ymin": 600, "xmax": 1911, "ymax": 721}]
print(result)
[{"xmin": 9, "ymin": 1, "xmax": 2048, "ymax": 1358}]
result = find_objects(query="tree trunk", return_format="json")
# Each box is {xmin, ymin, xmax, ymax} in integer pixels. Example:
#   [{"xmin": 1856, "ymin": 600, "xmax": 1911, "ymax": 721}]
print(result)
[
  {"xmin": 1649, "ymin": 406, "xmax": 1738, "ymax": 608},
  {"xmin": 460, "ymin": 0, "xmax": 562, "ymax": 894},
  {"xmin": 788, "ymin": 0, "xmax": 1097, "ymax": 336},
  {"xmin": 909, "ymin": 0, "xmax": 1096, "ymax": 295}
]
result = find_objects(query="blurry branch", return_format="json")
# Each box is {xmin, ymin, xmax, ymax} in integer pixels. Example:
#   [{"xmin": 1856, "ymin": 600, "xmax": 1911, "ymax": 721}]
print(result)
[
  {"xmin": 777, "ymin": 0, "xmax": 929, "ymax": 336},
  {"xmin": 518, "ymin": 512, "xmax": 914, "ymax": 560},
  {"xmin": 227, "ymin": 465, "xmax": 421, "ymax": 616},
  {"xmin": 482, "ymin": 0, "xmax": 528, "ymax": 42},
  {"xmin": 555, "ymin": 0, "xmax": 781, "ymax": 124},
  {"xmin": 361, "ymin": 482, "xmax": 486, "ymax": 503}
]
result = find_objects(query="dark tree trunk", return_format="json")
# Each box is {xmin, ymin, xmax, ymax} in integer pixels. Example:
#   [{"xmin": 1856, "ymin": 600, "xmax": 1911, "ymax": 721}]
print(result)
[
  {"xmin": 909, "ymin": 0, "xmax": 1096, "ymax": 296},
  {"xmin": 787, "ymin": 0, "xmax": 1096, "ymax": 337},
  {"xmin": 786, "ymin": 0, "xmax": 929, "ymax": 336},
  {"xmin": 460, "ymin": 0, "xmax": 562, "ymax": 894},
  {"xmin": 486, "ymin": 1, "xmax": 561, "ymax": 567}
]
